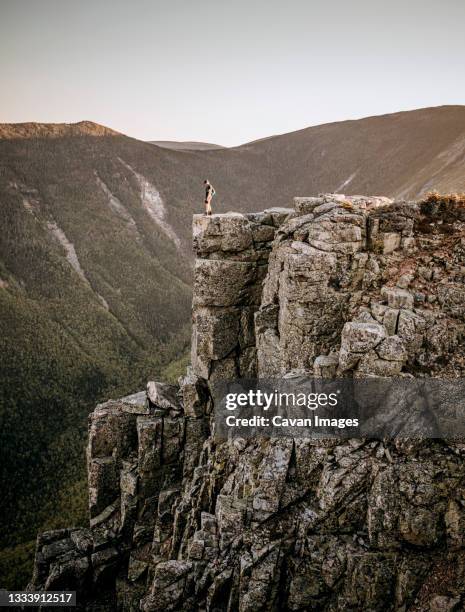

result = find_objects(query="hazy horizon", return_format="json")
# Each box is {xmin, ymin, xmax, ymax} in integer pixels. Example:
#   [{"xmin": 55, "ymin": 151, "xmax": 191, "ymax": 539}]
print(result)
[{"xmin": 1, "ymin": 0, "xmax": 465, "ymax": 146}]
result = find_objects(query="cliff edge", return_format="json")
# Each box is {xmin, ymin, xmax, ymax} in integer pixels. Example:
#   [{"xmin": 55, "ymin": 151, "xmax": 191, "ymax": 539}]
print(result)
[{"xmin": 30, "ymin": 194, "xmax": 465, "ymax": 611}]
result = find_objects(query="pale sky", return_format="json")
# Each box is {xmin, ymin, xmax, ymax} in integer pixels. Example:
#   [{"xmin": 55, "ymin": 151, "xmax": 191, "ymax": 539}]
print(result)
[{"xmin": 1, "ymin": 0, "xmax": 464, "ymax": 146}]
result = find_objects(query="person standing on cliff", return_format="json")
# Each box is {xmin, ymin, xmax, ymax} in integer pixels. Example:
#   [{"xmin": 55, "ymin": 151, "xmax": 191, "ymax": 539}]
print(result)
[{"xmin": 204, "ymin": 179, "xmax": 216, "ymax": 216}]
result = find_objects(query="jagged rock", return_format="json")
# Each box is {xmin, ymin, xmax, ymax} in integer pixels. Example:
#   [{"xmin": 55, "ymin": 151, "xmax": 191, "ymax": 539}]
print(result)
[
  {"xmin": 209, "ymin": 355, "xmax": 238, "ymax": 382},
  {"xmin": 88, "ymin": 458, "xmax": 119, "ymax": 518},
  {"xmin": 437, "ymin": 283, "xmax": 465, "ymax": 317},
  {"xmin": 193, "ymin": 260, "xmax": 258, "ymax": 307},
  {"xmin": 216, "ymin": 493, "xmax": 246, "ymax": 536},
  {"xmin": 183, "ymin": 418, "xmax": 209, "ymax": 479},
  {"xmin": 146, "ymin": 382, "xmax": 181, "ymax": 413},
  {"xmin": 293, "ymin": 196, "xmax": 325, "ymax": 215},
  {"xmin": 70, "ymin": 529, "xmax": 93, "ymax": 555},
  {"xmin": 127, "ymin": 556, "xmax": 149, "ymax": 582},
  {"xmin": 313, "ymin": 353, "xmax": 339, "ymax": 377},
  {"xmin": 256, "ymin": 326, "xmax": 281, "ymax": 377},
  {"xmin": 341, "ymin": 321, "xmax": 387, "ymax": 353},
  {"xmin": 381, "ymin": 286, "xmax": 414, "ymax": 309},
  {"xmin": 238, "ymin": 346, "xmax": 257, "ymax": 377},
  {"xmin": 141, "ymin": 560, "xmax": 193, "ymax": 611},
  {"xmin": 192, "ymin": 306, "xmax": 240, "ymax": 361},
  {"xmin": 428, "ymin": 595, "xmax": 461, "ymax": 611},
  {"xmin": 397, "ymin": 273, "xmax": 414, "ymax": 289},
  {"xmin": 137, "ymin": 416, "xmax": 163, "ymax": 497},
  {"xmin": 263, "ymin": 206, "xmax": 294, "ymax": 226},
  {"xmin": 119, "ymin": 391, "xmax": 150, "ymax": 414},
  {"xmin": 92, "ymin": 547, "xmax": 120, "ymax": 586},
  {"xmin": 193, "ymin": 213, "xmax": 253, "ymax": 254},
  {"xmin": 88, "ymin": 402, "xmax": 138, "ymax": 460},
  {"xmin": 179, "ymin": 367, "xmax": 210, "ymax": 418},
  {"xmin": 31, "ymin": 195, "xmax": 465, "ymax": 610},
  {"xmin": 339, "ymin": 551, "xmax": 397, "ymax": 609},
  {"xmin": 382, "ymin": 307, "xmax": 400, "ymax": 335},
  {"xmin": 41, "ymin": 537, "xmax": 75, "ymax": 561},
  {"xmin": 382, "ymin": 231, "xmax": 402, "ymax": 253},
  {"xmin": 339, "ymin": 321, "xmax": 387, "ymax": 372},
  {"xmin": 445, "ymin": 499, "xmax": 465, "ymax": 550},
  {"xmin": 376, "ymin": 335, "xmax": 407, "ymax": 362},
  {"xmin": 45, "ymin": 555, "xmax": 90, "ymax": 591},
  {"xmin": 355, "ymin": 350, "xmax": 404, "ymax": 376},
  {"xmin": 89, "ymin": 498, "xmax": 119, "ymax": 529},
  {"xmin": 371, "ymin": 301, "xmax": 388, "ymax": 322},
  {"xmin": 245, "ymin": 211, "xmax": 274, "ymax": 226},
  {"xmin": 120, "ymin": 460, "xmax": 138, "ymax": 534},
  {"xmin": 251, "ymin": 222, "xmax": 275, "ymax": 243},
  {"xmin": 397, "ymin": 309, "xmax": 426, "ymax": 353}
]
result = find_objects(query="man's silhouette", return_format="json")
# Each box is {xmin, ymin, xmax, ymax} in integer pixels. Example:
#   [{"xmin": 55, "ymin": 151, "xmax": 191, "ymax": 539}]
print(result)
[{"xmin": 204, "ymin": 179, "xmax": 216, "ymax": 216}]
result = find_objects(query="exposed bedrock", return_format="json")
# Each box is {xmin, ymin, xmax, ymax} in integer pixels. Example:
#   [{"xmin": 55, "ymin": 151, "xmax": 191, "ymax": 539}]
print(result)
[{"xmin": 30, "ymin": 195, "xmax": 465, "ymax": 611}]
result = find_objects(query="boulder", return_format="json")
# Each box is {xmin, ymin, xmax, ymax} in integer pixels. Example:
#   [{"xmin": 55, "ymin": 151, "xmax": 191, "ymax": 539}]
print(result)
[
  {"xmin": 381, "ymin": 286, "xmax": 414, "ymax": 309},
  {"xmin": 193, "ymin": 213, "xmax": 253, "ymax": 254},
  {"xmin": 146, "ymin": 381, "xmax": 182, "ymax": 413},
  {"xmin": 314, "ymin": 353, "xmax": 339, "ymax": 377},
  {"xmin": 376, "ymin": 335, "xmax": 407, "ymax": 362},
  {"xmin": 341, "ymin": 321, "xmax": 386, "ymax": 354}
]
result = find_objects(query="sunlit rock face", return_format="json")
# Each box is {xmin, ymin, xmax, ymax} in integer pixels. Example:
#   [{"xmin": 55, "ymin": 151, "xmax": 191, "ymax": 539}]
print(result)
[{"xmin": 31, "ymin": 195, "xmax": 465, "ymax": 611}]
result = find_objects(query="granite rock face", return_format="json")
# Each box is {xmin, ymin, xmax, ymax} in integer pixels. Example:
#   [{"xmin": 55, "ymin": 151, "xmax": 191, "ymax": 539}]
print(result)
[
  {"xmin": 191, "ymin": 211, "xmax": 283, "ymax": 381},
  {"xmin": 30, "ymin": 197, "xmax": 465, "ymax": 611}
]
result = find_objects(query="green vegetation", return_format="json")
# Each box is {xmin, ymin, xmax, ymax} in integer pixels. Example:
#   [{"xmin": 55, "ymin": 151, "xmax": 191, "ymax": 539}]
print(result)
[
  {"xmin": 0, "ymin": 541, "xmax": 36, "ymax": 591},
  {"xmin": 0, "ymin": 133, "xmax": 193, "ymax": 588},
  {"xmin": 161, "ymin": 351, "xmax": 191, "ymax": 383}
]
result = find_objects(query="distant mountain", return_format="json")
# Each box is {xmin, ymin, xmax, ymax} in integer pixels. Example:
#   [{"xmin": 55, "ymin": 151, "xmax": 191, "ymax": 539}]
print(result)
[
  {"xmin": 145, "ymin": 106, "xmax": 465, "ymax": 214},
  {"xmin": 1, "ymin": 105, "xmax": 465, "ymax": 586},
  {"xmin": 150, "ymin": 140, "xmax": 225, "ymax": 151},
  {"xmin": 0, "ymin": 120, "xmax": 119, "ymax": 139},
  {"xmin": 229, "ymin": 105, "xmax": 465, "ymax": 201}
]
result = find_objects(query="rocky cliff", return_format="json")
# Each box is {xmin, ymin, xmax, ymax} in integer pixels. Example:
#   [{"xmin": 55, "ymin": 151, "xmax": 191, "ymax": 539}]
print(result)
[{"xmin": 30, "ymin": 194, "xmax": 465, "ymax": 611}]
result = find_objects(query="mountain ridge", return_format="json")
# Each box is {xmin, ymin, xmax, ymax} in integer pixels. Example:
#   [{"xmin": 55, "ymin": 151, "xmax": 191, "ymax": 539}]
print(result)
[
  {"xmin": 2, "ymin": 104, "xmax": 464, "ymax": 148},
  {"xmin": 149, "ymin": 141, "xmax": 225, "ymax": 151},
  {"xmin": 1, "ymin": 104, "xmax": 465, "ymax": 587},
  {"xmin": 0, "ymin": 120, "xmax": 119, "ymax": 140}
]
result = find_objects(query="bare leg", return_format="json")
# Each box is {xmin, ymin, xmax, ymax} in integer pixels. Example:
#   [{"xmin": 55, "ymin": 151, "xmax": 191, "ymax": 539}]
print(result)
[{"xmin": 206, "ymin": 197, "xmax": 212, "ymax": 215}]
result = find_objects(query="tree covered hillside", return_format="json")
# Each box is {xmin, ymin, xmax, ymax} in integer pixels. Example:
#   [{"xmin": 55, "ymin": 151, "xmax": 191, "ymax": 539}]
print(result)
[{"xmin": 0, "ymin": 131, "xmax": 192, "ymax": 586}]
